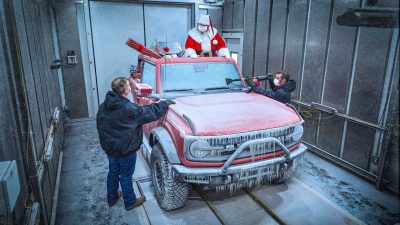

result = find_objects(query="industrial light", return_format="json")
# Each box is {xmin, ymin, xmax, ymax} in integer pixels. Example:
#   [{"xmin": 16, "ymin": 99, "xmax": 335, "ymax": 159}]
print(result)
[{"xmin": 336, "ymin": 8, "xmax": 399, "ymax": 28}]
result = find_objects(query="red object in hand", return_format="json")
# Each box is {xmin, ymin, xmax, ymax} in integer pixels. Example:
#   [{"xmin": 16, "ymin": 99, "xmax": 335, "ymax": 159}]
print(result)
[{"xmin": 126, "ymin": 38, "xmax": 161, "ymax": 59}]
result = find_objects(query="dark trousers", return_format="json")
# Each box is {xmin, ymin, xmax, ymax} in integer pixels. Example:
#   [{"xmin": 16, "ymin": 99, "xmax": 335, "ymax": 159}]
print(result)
[{"xmin": 107, "ymin": 152, "xmax": 137, "ymax": 206}]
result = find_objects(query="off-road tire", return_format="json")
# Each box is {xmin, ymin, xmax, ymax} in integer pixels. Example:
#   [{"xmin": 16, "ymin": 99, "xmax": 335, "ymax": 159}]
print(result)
[{"xmin": 151, "ymin": 143, "xmax": 189, "ymax": 210}]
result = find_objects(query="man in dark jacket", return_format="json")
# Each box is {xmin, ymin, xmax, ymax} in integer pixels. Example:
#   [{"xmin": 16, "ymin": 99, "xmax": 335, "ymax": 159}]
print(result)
[
  {"xmin": 96, "ymin": 77, "xmax": 175, "ymax": 210},
  {"xmin": 245, "ymin": 71, "xmax": 296, "ymax": 104}
]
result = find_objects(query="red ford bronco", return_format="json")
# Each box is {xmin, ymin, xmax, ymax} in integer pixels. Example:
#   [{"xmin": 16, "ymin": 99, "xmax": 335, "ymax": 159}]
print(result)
[{"xmin": 129, "ymin": 55, "xmax": 307, "ymax": 210}]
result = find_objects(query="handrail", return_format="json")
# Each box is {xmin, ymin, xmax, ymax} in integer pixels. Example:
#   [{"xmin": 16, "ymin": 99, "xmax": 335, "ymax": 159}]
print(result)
[{"xmin": 292, "ymin": 100, "xmax": 386, "ymax": 131}]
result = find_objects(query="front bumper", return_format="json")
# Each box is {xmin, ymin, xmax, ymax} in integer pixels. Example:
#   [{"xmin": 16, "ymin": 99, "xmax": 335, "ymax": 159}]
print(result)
[{"xmin": 172, "ymin": 143, "xmax": 307, "ymax": 185}]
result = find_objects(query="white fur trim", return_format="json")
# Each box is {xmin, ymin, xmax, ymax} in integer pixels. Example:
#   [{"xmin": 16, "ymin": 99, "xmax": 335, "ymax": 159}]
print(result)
[
  {"xmin": 188, "ymin": 28, "xmax": 217, "ymax": 43},
  {"xmin": 201, "ymin": 41, "xmax": 211, "ymax": 52},
  {"xmin": 184, "ymin": 48, "xmax": 197, "ymax": 58},
  {"xmin": 218, "ymin": 48, "xmax": 230, "ymax": 57},
  {"xmin": 213, "ymin": 40, "xmax": 218, "ymax": 45}
]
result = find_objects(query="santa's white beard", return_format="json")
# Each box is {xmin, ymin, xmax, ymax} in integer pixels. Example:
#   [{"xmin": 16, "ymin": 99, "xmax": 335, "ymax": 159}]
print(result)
[{"xmin": 201, "ymin": 41, "xmax": 211, "ymax": 52}]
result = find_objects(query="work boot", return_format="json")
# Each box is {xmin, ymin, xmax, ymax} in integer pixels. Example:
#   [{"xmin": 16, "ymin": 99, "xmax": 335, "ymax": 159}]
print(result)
[
  {"xmin": 125, "ymin": 196, "xmax": 146, "ymax": 211},
  {"xmin": 108, "ymin": 191, "xmax": 122, "ymax": 207}
]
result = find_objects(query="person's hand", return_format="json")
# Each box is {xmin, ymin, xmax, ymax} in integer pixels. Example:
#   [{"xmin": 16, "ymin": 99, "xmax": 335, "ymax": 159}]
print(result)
[
  {"xmin": 190, "ymin": 54, "xmax": 198, "ymax": 59},
  {"xmin": 244, "ymin": 77, "xmax": 255, "ymax": 88},
  {"xmin": 164, "ymin": 99, "xmax": 176, "ymax": 106}
]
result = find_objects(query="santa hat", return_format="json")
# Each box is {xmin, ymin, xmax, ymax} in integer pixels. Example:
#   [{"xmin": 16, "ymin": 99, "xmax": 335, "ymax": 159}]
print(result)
[
  {"xmin": 197, "ymin": 15, "xmax": 214, "ymax": 35},
  {"xmin": 197, "ymin": 15, "xmax": 210, "ymax": 25}
]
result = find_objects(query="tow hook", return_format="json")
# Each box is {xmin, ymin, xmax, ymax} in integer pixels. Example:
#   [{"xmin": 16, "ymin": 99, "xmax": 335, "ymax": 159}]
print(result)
[{"xmin": 281, "ymin": 163, "xmax": 288, "ymax": 172}]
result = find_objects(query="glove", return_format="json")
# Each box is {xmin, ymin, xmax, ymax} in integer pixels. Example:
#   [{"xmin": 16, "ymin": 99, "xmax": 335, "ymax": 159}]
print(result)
[
  {"xmin": 244, "ymin": 77, "xmax": 256, "ymax": 88},
  {"xmin": 164, "ymin": 99, "xmax": 176, "ymax": 106},
  {"xmin": 267, "ymin": 73, "xmax": 274, "ymax": 80},
  {"xmin": 189, "ymin": 54, "xmax": 198, "ymax": 59}
]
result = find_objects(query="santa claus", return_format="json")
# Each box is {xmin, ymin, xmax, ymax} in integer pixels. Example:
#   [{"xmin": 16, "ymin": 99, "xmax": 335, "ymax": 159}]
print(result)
[{"xmin": 184, "ymin": 15, "xmax": 230, "ymax": 58}]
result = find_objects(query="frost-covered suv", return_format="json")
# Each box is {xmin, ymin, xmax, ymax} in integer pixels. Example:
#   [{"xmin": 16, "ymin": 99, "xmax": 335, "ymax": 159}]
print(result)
[{"xmin": 129, "ymin": 55, "xmax": 307, "ymax": 210}]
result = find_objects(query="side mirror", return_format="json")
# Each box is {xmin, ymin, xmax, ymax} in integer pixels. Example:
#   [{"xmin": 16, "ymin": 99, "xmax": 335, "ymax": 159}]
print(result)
[{"xmin": 136, "ymin": 83, "xmax": 153, "ymax": 97}]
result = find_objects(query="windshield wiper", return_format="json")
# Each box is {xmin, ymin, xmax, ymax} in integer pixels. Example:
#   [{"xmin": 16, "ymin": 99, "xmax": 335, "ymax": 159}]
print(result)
[
  {"xmin": 205, "ymin": 86, "xmax": 230, "ymax": 91},
  {"xmin": 204, "ymin": 86, "xmax": 249, "ymax": 93},
  {"xmin": 164, "ymin": 88, "xmax": 194, "ymax": 92}
]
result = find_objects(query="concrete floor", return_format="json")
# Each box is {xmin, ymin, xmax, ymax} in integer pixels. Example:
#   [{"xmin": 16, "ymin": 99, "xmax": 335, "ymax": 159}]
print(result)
[{"xmin": 56, "ymin": 119, "xmax": 399, "ymax": 225}]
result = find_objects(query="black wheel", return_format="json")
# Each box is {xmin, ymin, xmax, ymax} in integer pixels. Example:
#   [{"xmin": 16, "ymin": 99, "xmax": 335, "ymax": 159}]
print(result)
[{"xmin": 151, "ymin": 143, "xmax": 189, "ymax": 210}]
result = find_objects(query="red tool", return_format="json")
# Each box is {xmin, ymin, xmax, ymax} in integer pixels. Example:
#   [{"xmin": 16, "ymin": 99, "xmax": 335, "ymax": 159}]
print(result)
[{"xmin": 126, "ymin": 38, "xmax": 162, "ymax": 59}]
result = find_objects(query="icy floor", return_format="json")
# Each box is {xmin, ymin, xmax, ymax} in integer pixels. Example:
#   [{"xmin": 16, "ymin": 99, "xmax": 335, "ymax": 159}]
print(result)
[
  {"xmin": 56, "ymin": 119, "xmax": 148, "ymax": 225},
  {"xmin": 56, "ymin": 119, "xmax": 399, "ymax": 225},
  {"xmin": 297, "ymin": 154, "xmax": 400, "ymax": 225}
]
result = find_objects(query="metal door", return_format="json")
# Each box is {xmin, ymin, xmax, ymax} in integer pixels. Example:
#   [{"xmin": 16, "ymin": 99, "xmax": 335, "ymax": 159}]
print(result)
[
  {"xmin": 90, "ymin": 1, "xmax": 145, "ymax": 104},
  {"xmin": 88, "ymin": 1, "xmax": 192, "ymax": 110},
  {"xmin": 144, "ymin": 4, "xmax": 191, "ymax": 48},
  {"xmin": 223, "ymin": 33, "xmax": 243, "ymax": 71}
]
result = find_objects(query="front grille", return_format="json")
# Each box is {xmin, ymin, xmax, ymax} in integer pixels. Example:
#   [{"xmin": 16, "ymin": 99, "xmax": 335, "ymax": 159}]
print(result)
[
  {"xmin": 207, "ymin": 138, "xmax": 296, "ymax": 160},
  {"xmin": 204, "ymin": 126, "xmax": 295, "ymax": 147},
  {"xmin": 185, "ymin": 123, "xmax": 302, "ymax": 162}
]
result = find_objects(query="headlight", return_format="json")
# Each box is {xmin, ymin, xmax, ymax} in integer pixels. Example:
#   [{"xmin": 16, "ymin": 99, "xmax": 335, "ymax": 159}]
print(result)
[
  {"xmin": 292, "ymin": 124, "xmax": 304, "ymax": 142},
  {"xmin": 189, "ymin": 140, "xmax": 211, "ymax": 158}
]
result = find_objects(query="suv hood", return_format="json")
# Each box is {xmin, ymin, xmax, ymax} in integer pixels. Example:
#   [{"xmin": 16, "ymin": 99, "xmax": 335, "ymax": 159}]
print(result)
[{"xmin": 167, "ymin": 92, "xmax": 301, "ymax": 136}]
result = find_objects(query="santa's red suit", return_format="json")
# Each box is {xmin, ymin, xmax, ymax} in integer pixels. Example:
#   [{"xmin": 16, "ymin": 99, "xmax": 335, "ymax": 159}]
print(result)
[{"xmin": 184, "ymin": 27, "xmax": 230, "ymax": 58}]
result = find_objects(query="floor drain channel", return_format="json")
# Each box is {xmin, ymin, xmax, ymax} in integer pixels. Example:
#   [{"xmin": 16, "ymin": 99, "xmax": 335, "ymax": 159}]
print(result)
[{"xmin": 135, "ymin": 181, "xmax": 152, "ymax": 225}]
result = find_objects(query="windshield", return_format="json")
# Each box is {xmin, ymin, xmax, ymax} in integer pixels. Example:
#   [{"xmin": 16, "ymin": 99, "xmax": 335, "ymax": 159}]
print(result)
[{"xmin": 160, "ymin": 62, "xmax": 243, "ymax": 92}]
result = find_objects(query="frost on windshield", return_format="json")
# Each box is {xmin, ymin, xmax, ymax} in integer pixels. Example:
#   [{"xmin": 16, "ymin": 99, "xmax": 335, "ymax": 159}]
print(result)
[{"xmin": 161, "ymin": 62, "xmax": 243, "ymax": 91}]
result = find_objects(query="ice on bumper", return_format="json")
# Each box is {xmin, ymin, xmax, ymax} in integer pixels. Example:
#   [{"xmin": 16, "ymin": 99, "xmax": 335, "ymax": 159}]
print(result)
[
  {"xmin": 174, "ymin": 140, "xmax": 307, "ymax": 190},
  {"xmin": 171, "ymin": 122, "xmax": 306, "ymax": 192},
  {"xmin": 184, "ymin": 122, "xmax": 304, "ymax": 162}
]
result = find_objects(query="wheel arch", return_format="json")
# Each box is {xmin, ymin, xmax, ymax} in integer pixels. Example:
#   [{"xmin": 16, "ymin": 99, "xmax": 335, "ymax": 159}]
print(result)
[{"xmin": 150, "ymin": 127, "xmax": 181, "ymax": 164}]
